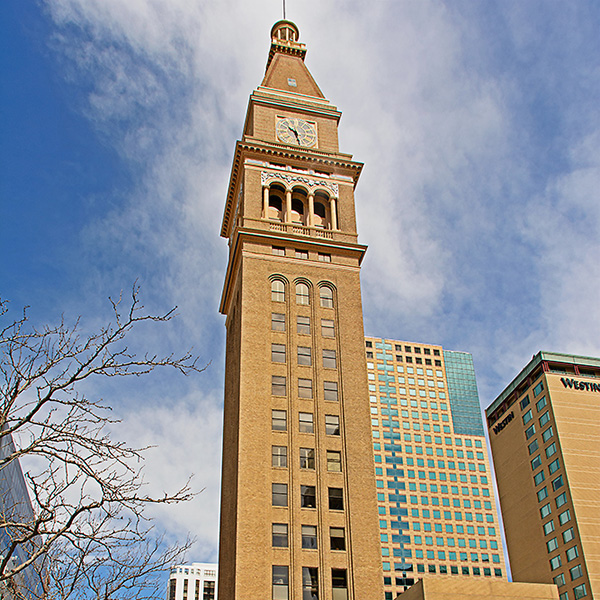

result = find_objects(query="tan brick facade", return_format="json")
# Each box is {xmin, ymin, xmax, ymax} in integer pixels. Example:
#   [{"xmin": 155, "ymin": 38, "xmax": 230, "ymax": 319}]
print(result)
[
  {"xmin": 217, "ymin": 21, "xmax": 383, "ymax": 600},
  {"xmin": 486, "ymin": 352, "xmax": 600, "ymax": 600}
]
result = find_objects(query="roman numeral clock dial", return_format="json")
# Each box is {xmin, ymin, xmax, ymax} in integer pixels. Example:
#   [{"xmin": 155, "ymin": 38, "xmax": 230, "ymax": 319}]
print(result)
[{"xmin": 276, "ymin": 117, "xmax": 317, "ymax": 147}]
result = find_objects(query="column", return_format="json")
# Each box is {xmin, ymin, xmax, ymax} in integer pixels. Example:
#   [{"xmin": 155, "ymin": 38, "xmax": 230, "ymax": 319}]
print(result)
[
  {"xmin": 308, "ymin": 192, "xmax": 315, "ymax": 228},
  {"xmin": 263, "ymin": 187, "xmax": 269, "ymax": 219},
  {"xmin": 330, "ymin": 197, "xmax": 338, "ymax": 230},
  {"xmin": 285, "ymin": 190, "xmax": 292, "ymax": 224}
]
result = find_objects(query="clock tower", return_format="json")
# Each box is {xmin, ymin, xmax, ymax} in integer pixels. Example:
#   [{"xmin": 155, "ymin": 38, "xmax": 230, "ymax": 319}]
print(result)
[{"xmin": 218, "ymin": 21, "xmax": 384, "ymax": 600}]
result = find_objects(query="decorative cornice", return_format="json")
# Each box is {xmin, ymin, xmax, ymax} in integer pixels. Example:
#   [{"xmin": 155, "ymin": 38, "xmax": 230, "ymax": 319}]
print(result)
[{"xmin": 260, "ymin": 171, "xmax": 339, "ymax": 196}]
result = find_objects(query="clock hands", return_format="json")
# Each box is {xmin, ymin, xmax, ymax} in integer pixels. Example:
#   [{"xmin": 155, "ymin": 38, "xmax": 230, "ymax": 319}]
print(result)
[{"xmin": 286, "ymin": 121, "xmax": 301, "ymax": 143}]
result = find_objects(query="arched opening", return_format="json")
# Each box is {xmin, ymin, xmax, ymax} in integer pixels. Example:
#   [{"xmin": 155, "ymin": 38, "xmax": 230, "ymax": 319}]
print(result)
[
  {"xmin": 268, "ymin": 184, "xmax": 285, "ymax": 221},
  {"xmin": 291, "ymin": 188, "xmax": 307, "ymax": 225},
  {"xmin": 291, "ymin": 199, "xmax": 304, "ymax": 224},
  {"xmin": 314, "ymin": 191, "xmax": 329, "ymax": 229},
  {"xmin": 296, "ymin": 283, "xmax": 310, "ymax": 305}
]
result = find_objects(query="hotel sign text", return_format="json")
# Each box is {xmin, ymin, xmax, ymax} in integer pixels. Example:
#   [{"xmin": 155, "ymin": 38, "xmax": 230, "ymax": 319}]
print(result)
[{"xmin": 561, "ymin": 378, "xmax": 600, "ymax": 392}]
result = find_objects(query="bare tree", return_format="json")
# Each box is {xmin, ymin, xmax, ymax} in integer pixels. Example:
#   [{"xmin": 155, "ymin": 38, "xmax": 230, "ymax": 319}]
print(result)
[{"xmin": 0, "ymin": 285, "xmax": 204, "ymax": 599}]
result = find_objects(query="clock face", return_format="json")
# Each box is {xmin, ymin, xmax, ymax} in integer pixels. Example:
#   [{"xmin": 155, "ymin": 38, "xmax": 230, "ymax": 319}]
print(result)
[{"xmin": 276, "ymin": 117, "xmax": 317, "ymax": 148}]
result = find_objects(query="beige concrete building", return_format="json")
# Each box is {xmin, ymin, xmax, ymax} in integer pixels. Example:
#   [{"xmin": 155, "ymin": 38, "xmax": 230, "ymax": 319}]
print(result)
[
  {"xmin": 486, "ymin": 351, "xmax": 600, "ymax": 600},
  {"xmin": 217, "ymin": 21, "xmax": 383, "ymax": 600},
  {"xmin": 397, "ymin": 577, "xmax": 559, "ymax": 600},
  {"xmin": 365, "ymin": 338, "xmax": 507, "ymax": 599}
]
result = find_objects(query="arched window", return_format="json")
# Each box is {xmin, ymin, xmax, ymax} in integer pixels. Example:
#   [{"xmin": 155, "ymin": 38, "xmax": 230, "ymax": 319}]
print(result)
[
  {"xmin": 296, "ymin": 283, "xmax": 310, "ymax": 305},
  {"xmin": 272, "ymin": 280, "xmax": 285, "ymax": 302},
  {"xmin": 320, "ymin": 287, "xmax": 333, "ymax": 308}
]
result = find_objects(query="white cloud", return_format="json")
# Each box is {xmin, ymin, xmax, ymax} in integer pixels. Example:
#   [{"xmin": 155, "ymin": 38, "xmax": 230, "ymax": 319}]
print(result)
[{"xmin": 36, "ymin": 0, "xmax": 600, "ymax": 560}]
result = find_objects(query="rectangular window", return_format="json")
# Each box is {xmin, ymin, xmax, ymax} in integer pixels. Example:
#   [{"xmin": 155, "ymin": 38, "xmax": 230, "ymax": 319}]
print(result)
[
  {"xmin": 547, "ymin": 537, "xmax": 558, "ymax": 552},
  {"xmin": 539, "ymin": 411, "xmax": 550, "ymax": 427},
  {"xmin": 272, "ymin": 523, "xmax": 288, "ymax": 547},
  {"xmin": 272, "ymin": 313, "xmax": 285, "ymax": 331},
  {"xmin": 273, "ymin": 565, "xmax": 289, "ymax": 600},
  {"xmin": 531, "ymin": 455, "xmax": 542, "ymax": 470},
  {"xmin": 528, "ymin": 439, "xmax": 539, "ymax": 455},
  {"xmin": 332, "ymin": 569, "xmax": 348, "ymax": 600},
  {"xmin": 272, "ymin": 483, "xmax": 288, "ymax": 507},
  {"xmin": 298, "ymin": 378, "xmax": 313, "ymax": 399},
  {"xmin": 543, "ymin": 520, "xmax": 555, "ymax": 535},
  {"xmin": 297, "ymin": 315, "xmax": 311, "ymax": 335},
  {"xmin": 272, "ymin": 246, "xmax": 286, "ymax": 256},
  {"xmin": 318, "ymin": 253, "xmax": 331, "ymax": 262},
  {"xmin": 300, "ymin": 448, "xmax": 315, "ymax": 470},
  {"xmin": 537, "ymin": 487, "xmax": 548, "ymax": 502},
  {"xmin": 272, "ymin": 410, "xmax": 287, "ymax": 431},
  {"xmin": 559, "ymin": 509, "xmax": 571, "ymax": 525},
  {"xmin": 272, "ymin": 446, "xmax": 287, "ymax": 467},
  {"xmin": 203, "ymin": 581, "xmax": 215, "ymax": 600},
  {"xmin": 327, "ymin": 451, "xmax": 342, "ymax": 472},
  {"xmin": 520, "ymin": 396, "xmax": 530, "ymax": 410},
  {"xmin": 321, "ymin": 319, "xmax": 335, "ymax": 338},
  {"xmin": 563, "ymin": 527, "xmax": 575, "ymax": 543},
  {"xmin": 554, "ymin": 574, "xmax": 565, "ymax": 588},
  {"xmin": 545, "ymin": 442, "xmax": 557, "ymax": 458},
  {"xmin": 534, "ymin": 471, "xmax": 545, "ymax": 486},
  {"xmin": 570, "ymin": 564, "xmax": 583, "ymax": 581},
  {"xmin": 525, "ymin": 424, "xmax": 536, "ymax": 439},
  {"xmin": 542, "ymin": 426, "xmax": 554, "ymax": 442},
  {"xmin": 533, "ymin": 381, "xmax": 544, "ymax": 396},
  {"xmin": 324, "ymin": 381, "xmax": 338, "ymax": 401},
  {"xmin": 299, "ymin": 412, "xmax": 314, "ymax": 433},
  {"xmin": 330, "ymin": 527, "xmax": 346, "ymax": 551},
  {"xmin": 566, "ymin": 546, "xmax": 579, "ymax": 562},
  {"xmin": 302, "ymin": 525, "xmax": 318, "ymax": 549},
  {"xmin": 272, "ymin": 343, "xmax": 286, "ymax": 363},
  {"xmin": 522, "ymin": 409, "xmax": 533, "ymax": 425},
  {"xmin": 296, "ymin": 249, "xmax": 308, "ymax": 259},
  {"xmin": 329, "ymin": 487, "xmax": 343, "ymax": 510},
  {"xmin": 573, "ymin": 584, "xmax": 587, "ymax": 599},
  {"xmin": 536, "ymin": 396, "xmax": 547, "ymax": 411},
  {"xmin": 302, "ymin": 567, "xmax": 319, "ymax": 599},
  {"xmin": 549, "ymin": 458, "xmax": 560, "ymax": 474},
  {"xmin": 556, "ymin": 492, "xmax": 567, "ymax": 508},
  {"xmin": 298, "ymin": 346, "xmax": 312, "ymax": 366},
  {"xmin": 272, "ymin": 376, "xmax": 286, "ymax": 396},
  {"xmin": 325, "ymin": 415, "xmax": 340, "ymax": 436},
  {"xmin": 323, "ymin": 349, "xmax": 337, "ymax": 369},
  {"xmin": 552, "ymin": 475, "xmax": 564, "ymax": 491},
  {"xmin": 549, "ymin": 555, "xmax": 562, "ymax": 570},
  {"xmin": 540, "ymin": 503, "xmax": 552, "ymax": 519},
  {"xmin": 301, "ymin": 485, "xmax": 316, "ymax": 508}
]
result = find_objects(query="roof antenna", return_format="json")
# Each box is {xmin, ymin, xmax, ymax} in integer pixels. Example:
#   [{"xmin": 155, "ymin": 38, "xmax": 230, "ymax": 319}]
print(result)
[{"xmin": 283, "ymin": 0, "xmax": 286, "ymax": 20}]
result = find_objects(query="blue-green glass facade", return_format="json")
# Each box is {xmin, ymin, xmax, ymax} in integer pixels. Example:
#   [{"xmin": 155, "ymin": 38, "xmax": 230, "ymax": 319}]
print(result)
[{"xmin": 443, "ymin": 350, "xmax": 485, "ymax": 437}]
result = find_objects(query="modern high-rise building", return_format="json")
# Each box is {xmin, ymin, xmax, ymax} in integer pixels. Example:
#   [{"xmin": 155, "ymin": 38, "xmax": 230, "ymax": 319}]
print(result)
[
  {"xmin": 168, "ymin": 563, "xmax": 217, "ymax": 600},
  {"xmin": 486, "ymin": 351, "xmax": 600, "ymax": 600},
  {"xmin": 364, "ymin": 337, "xmax": 507, "ymax": 599},
  {"xmin": 217, "ymin": 20, "xmax": 383, "ymax": 600}
]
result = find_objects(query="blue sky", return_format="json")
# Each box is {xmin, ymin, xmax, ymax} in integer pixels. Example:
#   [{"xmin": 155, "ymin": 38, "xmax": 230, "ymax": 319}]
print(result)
[{"xmin": 2, "ymin": 0, "xmax": 599, "ymax": 564}]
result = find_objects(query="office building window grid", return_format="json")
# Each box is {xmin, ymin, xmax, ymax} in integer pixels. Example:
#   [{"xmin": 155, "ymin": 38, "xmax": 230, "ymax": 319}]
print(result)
[
  {"xmin": 512, "ymin": 374, "xmax": 590, "ymax": 600},
  {"xmin": 366, "ymin": 337, "xmax": 506, "ymax": 596}
]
